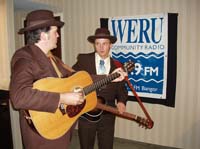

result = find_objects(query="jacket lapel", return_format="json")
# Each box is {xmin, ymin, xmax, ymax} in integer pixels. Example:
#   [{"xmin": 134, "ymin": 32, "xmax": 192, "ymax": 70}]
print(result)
[
  {"xmin": 109, "ymin": 58, "xmax": 117, "ymax": 73},
  {"xmin": 89, "ymin": 52, "xmax": 97, "ymax": 74}
]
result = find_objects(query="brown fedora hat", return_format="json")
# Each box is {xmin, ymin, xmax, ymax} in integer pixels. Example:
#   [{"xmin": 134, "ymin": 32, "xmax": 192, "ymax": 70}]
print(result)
[
  {"xmin": 87, "ymin": 28, "xmax": 117, "ymax": 44},
  {"xmin": 18, "ymin": 10, "xmax": 64, "ymax": 34}
]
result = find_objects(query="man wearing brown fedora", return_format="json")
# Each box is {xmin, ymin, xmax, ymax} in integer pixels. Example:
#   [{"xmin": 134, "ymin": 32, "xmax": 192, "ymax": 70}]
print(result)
[
  {"xmin": 9, "ymin": 9, "xmax": 86, "ymax": 149},
  {"xmin": 9, "ymin": 10, "xmax": 127, "ymax": 149},
  {"xmin": 72, "ymin": 28, "xmax": 128, "ymax": 149}
]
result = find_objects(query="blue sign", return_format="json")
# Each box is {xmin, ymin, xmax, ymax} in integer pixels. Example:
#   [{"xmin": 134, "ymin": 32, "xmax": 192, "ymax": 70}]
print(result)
[{"xmin": 109, "ymin": 13, "xmax": 168, "ymax": 99}]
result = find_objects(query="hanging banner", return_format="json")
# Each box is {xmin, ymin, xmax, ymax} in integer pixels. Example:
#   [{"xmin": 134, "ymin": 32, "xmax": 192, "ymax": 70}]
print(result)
[{"xmin": 108, "ymin": 13, "xmax": 168, "ymax": 99}]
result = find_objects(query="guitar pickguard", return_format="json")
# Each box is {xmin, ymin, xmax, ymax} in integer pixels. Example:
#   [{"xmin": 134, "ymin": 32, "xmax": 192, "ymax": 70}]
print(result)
[{"xmin": 66, "ymin": 101, "xmax": 86, "ymax": 117}]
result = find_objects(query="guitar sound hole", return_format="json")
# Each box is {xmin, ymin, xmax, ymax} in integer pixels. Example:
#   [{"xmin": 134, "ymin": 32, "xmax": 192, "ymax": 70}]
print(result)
[{"xmin": 66, "ymin": 100, "xmax": 86, "ymax": 117}]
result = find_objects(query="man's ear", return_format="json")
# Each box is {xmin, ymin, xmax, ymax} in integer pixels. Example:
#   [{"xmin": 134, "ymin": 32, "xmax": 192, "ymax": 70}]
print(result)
[
  {"xmin": 41, "ymin": 32, "xmax": 48, "ymax": 40},
  {"xmin": 110, "ymin": 43, "xmax": 113, "ymax": 49}
]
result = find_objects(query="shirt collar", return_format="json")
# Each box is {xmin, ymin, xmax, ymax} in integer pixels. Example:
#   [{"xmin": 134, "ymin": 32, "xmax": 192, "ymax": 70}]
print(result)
[{"xmin": 95, "ymin": 53, "xmax": 110, "ymax": 65}]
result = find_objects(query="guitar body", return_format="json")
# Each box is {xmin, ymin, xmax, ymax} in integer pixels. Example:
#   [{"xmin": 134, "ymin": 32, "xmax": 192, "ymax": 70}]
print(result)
[{"xmin": 29, "ymin": 71, "xmax": 97, "ymax": 140}]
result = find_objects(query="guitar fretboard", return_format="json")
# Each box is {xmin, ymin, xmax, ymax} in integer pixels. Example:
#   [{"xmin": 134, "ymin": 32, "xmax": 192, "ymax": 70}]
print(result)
[{"xmin": 83, "ymin": 72, "xmax": 120, "ymax": 95}]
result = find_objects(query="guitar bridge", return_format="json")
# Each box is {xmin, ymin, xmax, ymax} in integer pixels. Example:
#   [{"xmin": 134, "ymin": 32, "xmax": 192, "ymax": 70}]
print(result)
[{"xmin": 66, "ymin": 100, "xmax": 86, "ymax": 117}]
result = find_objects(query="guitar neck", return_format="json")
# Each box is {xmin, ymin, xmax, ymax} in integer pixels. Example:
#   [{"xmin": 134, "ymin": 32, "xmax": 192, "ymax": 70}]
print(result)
[
  {"xmin": 83, "ymin": 72, "xmax": 120, "ymax": 95},
  {"xmin": 96, "ymin": 103, "xmax": 150, "ymax": 128}
]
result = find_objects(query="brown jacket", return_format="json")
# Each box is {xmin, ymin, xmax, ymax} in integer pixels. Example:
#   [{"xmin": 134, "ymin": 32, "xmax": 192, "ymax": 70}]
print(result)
[{"xmin": 9, "ymin": 45, "xmax": 73, "ymax": 149}]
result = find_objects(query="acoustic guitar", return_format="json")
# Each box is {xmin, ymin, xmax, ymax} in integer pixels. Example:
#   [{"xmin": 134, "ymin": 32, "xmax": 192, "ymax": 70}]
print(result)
[{"xmin": 28, "ymin": 61, "xmax": 134, "ymax": 140}]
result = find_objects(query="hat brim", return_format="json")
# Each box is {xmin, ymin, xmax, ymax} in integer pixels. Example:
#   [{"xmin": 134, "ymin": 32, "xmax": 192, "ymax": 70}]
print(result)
[
  {"xmin": 18, "ymin": 20, "xmax": 64, "ymax": 34},
  {"xmin": 87, "ymin": 35, "xmax": 117, "ymax": 44}
]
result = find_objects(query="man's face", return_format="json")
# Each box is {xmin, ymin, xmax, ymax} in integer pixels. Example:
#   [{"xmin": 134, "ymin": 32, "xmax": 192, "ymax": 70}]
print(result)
[
  {"xmin": 46, "ymin": 26, "xmax": 59, "ymax": 50},
  {"xmin": 94, "ymin": 38, "xmax": 112, "ymax": 59}
]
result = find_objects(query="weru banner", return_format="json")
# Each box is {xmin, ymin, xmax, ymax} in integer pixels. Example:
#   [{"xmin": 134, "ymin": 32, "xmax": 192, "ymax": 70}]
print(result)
[{"xmin": 108, "ymin": 13, "xmax": 168, "ymax": 99}]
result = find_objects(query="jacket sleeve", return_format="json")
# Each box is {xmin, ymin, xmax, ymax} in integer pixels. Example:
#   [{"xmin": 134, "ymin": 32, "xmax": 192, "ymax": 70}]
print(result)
[
  {"xmin": 72, "ymin": 54, "xmax": 86, "ymax": 71},
  {"xmin": 116, "ymin": 81, "xmax": 128, "ymax": 105},
  {"xmin": 9, "ymin": 52, "xmax": 59, "ymax": 113}
]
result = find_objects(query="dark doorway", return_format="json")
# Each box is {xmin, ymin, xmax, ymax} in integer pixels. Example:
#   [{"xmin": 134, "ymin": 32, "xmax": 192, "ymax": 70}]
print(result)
[{"xmin": 0, "ymin": 90, "xmax": 13, "ymax": 149}]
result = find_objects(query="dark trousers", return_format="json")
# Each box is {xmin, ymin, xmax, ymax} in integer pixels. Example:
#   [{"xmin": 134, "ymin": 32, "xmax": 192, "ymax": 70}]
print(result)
[{"xmin": 78, "ymin": 113, "xmax": 116, "ymax": 149}]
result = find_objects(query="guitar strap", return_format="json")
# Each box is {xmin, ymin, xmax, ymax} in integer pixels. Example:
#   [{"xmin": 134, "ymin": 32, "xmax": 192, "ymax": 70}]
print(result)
[
  {"xmin": 51, "ymin": 54, "xmax": 75, "ymax": 73},
  {"xmin": 47, "ymin": 52, "xmax": 65, "ymax": 77}
]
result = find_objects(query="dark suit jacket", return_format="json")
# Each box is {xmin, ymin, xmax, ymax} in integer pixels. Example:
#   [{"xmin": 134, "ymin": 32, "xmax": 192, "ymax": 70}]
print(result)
[
  {"xmin": 72, "ymin": 52, "xmax": 128, "ymax": 107},
  {"xmin": 10, "ymin": 44, "xmax": 73, "ymax": 149}
]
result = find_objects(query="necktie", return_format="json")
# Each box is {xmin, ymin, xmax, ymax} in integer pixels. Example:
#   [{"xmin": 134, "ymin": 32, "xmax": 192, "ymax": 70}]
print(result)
[
  {"xmin": 47, "ymin": 52, "xmax": 63, "ymax": 78},
  {"xmin": 99, "ymin": 60, "xmax": 106, "ymax": 74}
]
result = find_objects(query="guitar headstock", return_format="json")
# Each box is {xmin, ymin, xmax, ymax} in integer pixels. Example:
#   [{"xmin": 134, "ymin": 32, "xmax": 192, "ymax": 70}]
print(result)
[
  {"xmin": 136, "ymin": 116, "xmax": 154, "ymax": 129},
  {"xmin": 123, "ymin": 60, "xmax": 135, "ymax": 73}
]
